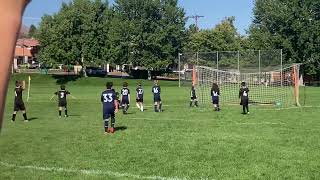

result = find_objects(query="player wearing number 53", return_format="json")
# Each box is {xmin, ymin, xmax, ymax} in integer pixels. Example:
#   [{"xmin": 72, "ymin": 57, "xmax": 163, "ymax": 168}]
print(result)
[{"xmin": 101, "ymin": 82, "xmax": 119, "ymax": 134}]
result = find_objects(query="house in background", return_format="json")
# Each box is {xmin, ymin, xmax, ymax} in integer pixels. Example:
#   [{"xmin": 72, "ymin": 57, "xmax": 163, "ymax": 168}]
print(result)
[{"xmin": 13, "ymin": 38, "xmax": 39, "ymax": 70}]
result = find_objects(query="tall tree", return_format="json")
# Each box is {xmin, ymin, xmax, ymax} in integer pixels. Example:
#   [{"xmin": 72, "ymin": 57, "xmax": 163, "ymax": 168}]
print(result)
[
  {"xmin": 249, "ymin": 0, "xmax": 320, "ymax": 75},
  {"xmin": 37, "ymin": 0, "xmax": 111, "ymax": 66},
  {"xmin": 186, "ymin": 17, "xmax": 243, "ymax": 52},
  {"xmin": 28, "ymin": 24, "xmax": 37, "ymax": 38},
  {"xmin": 109, "ymin": 0, "xmax": 186, "ymax": 69}
]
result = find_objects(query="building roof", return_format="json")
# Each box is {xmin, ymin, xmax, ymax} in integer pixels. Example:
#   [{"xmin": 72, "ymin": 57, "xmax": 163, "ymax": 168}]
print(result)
[
  {"xmin": 15, "ymin": 47, "xmax": 33, "ymax": 57},
  {"xmin": 16, "ymin": 38, "xmax": 39, "ymax": 47}
]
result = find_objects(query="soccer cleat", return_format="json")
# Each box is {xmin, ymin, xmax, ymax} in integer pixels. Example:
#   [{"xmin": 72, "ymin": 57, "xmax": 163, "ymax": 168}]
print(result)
[
  {"xmin": 24, "ymin": 120, "xmax": 29, "ymax": 122},
  {"xmin": 11, "ymin": 120, "xmax": 15, "ymax": 123},
  {"xmin": 247, "ymin": 112, "xmax": 250, "ymax": 115},
  {"xmin": 109, "ymin": 127, "xmax": 115, "ymax": 133},
  {"xmin": 65, "ymin": 115, "xmax": 68, "ymax": 118}
]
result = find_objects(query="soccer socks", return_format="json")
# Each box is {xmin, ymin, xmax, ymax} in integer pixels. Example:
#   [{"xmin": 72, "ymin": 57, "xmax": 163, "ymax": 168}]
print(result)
[
  {"xmin": 111, "ymin": 117, "xmax": 115, "ymax": 128},
  {"xmin": 190, "ymin": 101, "xmax": 193, "ymax": 107},
  {"xmin": 23, "ymin": 113, "xmax": 28, "ymax": 121},
  {"xmin": 12, "ymin": 114, "xmax": 16, "ymax": 121},
  {"xmin": 159, "ymin": 103, "xmax": 162, "ymax": 112},
  {"xmin": 154, "ymin": 105, "xmax": 158, "ymax": 112},
  {"xmin": 104, "ymin": 119, "xmax": 109, "ymax": 132},
  {"xmin": 59, "ymin": 110, "xmax": 62, "ymax": 117},
  {"xmin": 195, "ymin": 101, "xmax": 198, "ymax": 107},
  {"xmin": 242, "ymin": 105, "xmax": 246, "ymax": 114},
  {"xmin": 65, "ymin": 110, "xmax": 68, "ymax": 117},
  {"xmin": 246, "ymin": 105, "xmax": 249, "ymax": 114},
  {"xmin": 140, "ymin": 105, "xmax": 144, "ymax": 112}
]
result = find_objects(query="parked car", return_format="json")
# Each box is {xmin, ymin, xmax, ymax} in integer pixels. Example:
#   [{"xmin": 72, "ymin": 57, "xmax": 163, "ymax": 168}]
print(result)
[{"xmin": 85, "ymin": 67, "xmax": 107, "ymax": 77}]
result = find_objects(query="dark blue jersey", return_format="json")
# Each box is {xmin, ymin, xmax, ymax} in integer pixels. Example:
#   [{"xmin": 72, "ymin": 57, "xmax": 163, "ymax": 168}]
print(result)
[
  {"xmin": 152, "ymin": 86, "xmax": 161, "ymax": 96},
  {"xmin": 136, "ymin": 87, "xmax": 144, "ymax": 99},
  {"xmin": 101, "ymin": 89, "xmax": 116, "ymax": 109}
]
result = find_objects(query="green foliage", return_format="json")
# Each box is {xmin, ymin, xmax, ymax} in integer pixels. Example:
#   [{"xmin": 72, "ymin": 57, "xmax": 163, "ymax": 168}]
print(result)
[
  {"xmin": 37, "ymin": 0, "xmax": 185, "ymax": 70},
  {"xmin": 37, "ymin": 0, "xmax": 111, "ymax": 66},
  {"xmin": 28, "ymin": 24, "xmax": 37, "ymax": 38},
  {"xmin": 186, "ymin": 17, "xmax": 243, "ymax": 52},
  {"xmin": 109, "ymin": 0, "xmax": 186, "ymax": 69},
  {"xmin": 249, "ymin": 0, "xmax": 320, "ymax": 75}
]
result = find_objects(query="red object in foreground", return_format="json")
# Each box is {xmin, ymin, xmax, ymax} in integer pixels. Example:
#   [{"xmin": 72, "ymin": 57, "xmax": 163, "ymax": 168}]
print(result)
[{"xmin": 109, "ymin": 127, "xmax": 115, "ymax": 133}]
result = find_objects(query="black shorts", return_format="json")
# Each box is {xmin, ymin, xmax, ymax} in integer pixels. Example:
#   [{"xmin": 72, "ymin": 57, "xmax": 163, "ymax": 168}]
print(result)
[
  {"xmin": 191, "ymin": 96, "xmax": 197, "ymax": 100},
  {"xmin": 136, "ymin": 98, "xmax": 144, "ymax": 103},
  {"xmin": 14, "ymin": 101, "xmax": 26, "ymax": 111},
  {"xmin": 240, "ymin": 98, "xmax": 249, "ymax": 106},
  {"xmin": 103, "ymin": 108, "xmax": 115, "ymax": 119},
  {"xmin": 154, "ymin": 96, "xmax": 161, "ymax": 102},
  {"xmin": 122, "ymin": 98, "xmax": 129, "ymax": 105},
  {"xmin": 59, "ymin": 101, "xmax": 67, "ymax": 107},
  {"xmin": 212, "ymin": 97, "xmax": 219, "ymax": 105}
]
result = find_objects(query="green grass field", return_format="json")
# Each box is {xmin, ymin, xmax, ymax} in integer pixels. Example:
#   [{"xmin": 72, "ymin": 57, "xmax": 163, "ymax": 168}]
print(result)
[{"xmin": 1, "ymin": 74, "xmax": 320, "ymax": 180}]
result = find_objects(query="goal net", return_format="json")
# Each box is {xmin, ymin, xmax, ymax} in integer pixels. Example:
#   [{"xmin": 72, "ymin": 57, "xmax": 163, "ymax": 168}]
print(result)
[{"xmin": 178, "ymin": 50, "xmax": 300, "ymax": 107}]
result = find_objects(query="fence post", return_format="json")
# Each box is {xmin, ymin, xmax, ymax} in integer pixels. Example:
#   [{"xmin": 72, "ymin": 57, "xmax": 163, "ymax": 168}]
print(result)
[
  {"xmin": 280, "ymin": 49, "xmax": 283, "ymax": 87},
  {"xmin": 259, "ymin": 50, "xmax": 261, "ymax": 84},
  {"xmin": 178, "ymin": 53, "xmax": 181, "ymax": 88}
]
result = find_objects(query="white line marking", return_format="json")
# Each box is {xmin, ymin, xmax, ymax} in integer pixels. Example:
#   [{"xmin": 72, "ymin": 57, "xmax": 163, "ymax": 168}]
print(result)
[
  {"xmin": 0, "ymin": 161, "xmax": 192, "ymax": 180},
  {"xmin": 235, "ymin": 122, "xmax": 285, "ymax": 125}
]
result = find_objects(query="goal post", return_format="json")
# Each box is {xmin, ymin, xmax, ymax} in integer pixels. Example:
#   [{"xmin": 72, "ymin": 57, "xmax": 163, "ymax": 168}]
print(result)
[{"xmin": 181, "ymin": 50, "xmax": 301, "ymax": 107}]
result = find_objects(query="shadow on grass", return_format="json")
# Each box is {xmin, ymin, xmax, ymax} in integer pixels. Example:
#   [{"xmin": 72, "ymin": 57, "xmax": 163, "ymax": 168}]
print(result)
[
  {"xmin": 115, "ymin": 126, "xmax": 127, "ymax": 132},
  {"xmin": 51, "ymin": 75, "xmax": 81, "ymax": 85},
  {"xmin": 28, "ymin": 117, "xmax": 38, "ymax": 121}
]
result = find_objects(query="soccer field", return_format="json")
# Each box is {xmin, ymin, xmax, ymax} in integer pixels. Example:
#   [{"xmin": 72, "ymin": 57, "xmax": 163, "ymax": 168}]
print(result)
[{"xmin": 1, "ymin": 74, "xmax": 320, "ymax": 179}]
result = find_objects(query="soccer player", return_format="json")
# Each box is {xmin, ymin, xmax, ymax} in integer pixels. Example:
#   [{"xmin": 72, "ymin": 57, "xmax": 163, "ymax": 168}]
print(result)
[
  {"xmin": 211, "ymin": 83, "xmax": 220, "ymax": 111},
  {"xmin": 239, "ymin": 82, "xmax": 250, "ymax": 114},
  {"xmin": 120, "ymin": 82, "xmax": 130, "ymax": 114},
  {"xmin": 152, "ymin": 80, "xmax": 162, "ymax": 112},
  {"xmin": 12, "ymin": 80, "xmax": 28, "ymax": 122},
  {"xmin": 54, "ymin": 85, "xmax": 70, "ymax": 118},
  {"xmin": 101, "ymin": 82, "xmax": 118, "ymax": 134},
  {"xmin": 136, "ymin": 83, "xmax": 144, "ymax": 111},
  {"xmin": 190, "ymin": 85, "xmax": 198, "ymax": 107}
]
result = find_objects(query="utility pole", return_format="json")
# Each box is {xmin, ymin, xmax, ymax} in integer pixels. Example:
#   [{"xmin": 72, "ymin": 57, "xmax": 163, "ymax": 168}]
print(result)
[{"xmin": 188, "ymin": 15, "xmax": 204, "ymax": 32}]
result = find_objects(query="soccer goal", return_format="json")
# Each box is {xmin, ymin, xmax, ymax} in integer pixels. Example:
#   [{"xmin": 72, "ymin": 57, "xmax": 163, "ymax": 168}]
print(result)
[{"xmin": 178, "ymin": 50, "xmax": 301, "ymax": 107}]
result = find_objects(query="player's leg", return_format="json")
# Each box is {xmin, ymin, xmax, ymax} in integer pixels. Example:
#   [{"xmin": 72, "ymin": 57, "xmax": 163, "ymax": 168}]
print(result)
[
  {"xmin": 103, "ymin": 109, "xmax": 110, "ymax": 133},
  {"xmin": 190, "ymin": 98, "xmax": 193, "ymax": 107},
  {"xmin": 58, "ymin": 106, "xmax": 62, "ymax": 118},
  {"xmin": 64, "ymin": 106, "xmax": 68, "ymax": 117},
  {"xmin": 246, "ymin": 103, "xmax": 249, "ymax": 114},
  {"xmin": 20, "ymin": 103, "xmax": 28, "ymax": 121},
  {"xmin": 110, "ymin": 112, "xmax": 116, "ymax": 133},
  {"xmin": 242, "ymin": 105, "xmax": 246, "ymax": 114},
  {"xmin": 159, "ymin": 101, "xmax": 162, "ymax": 112},
  {"xmin": 12, "ymin": 111, "xmax": 17, "ymax": 122},
  {"xmin": 195, "ymin": 99, "xmax": 198, "ymax": 107},
  {"xmin": 140, "ymin": 101, "xmax": 144, "ymax": 112},
  {"xmin": 154, "ymin": 102, "xmax": 158, "ymax": 112}
]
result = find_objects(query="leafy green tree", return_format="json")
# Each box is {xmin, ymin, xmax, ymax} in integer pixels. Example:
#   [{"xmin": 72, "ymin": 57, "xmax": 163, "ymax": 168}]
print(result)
[
  {"xmin": 37, "ymin": 0, "xmax": 111, "ymax": 66},
  {"xmin": 109, "ymin": 0, "xmax": 186, "ymax": 69},
  {"xmin": 249, "ymin": 0, "xmax": 320, "ymax": 75},
  {"xmin": 28, "ymin": 24, "xmax": 38, "ymax": 38}
]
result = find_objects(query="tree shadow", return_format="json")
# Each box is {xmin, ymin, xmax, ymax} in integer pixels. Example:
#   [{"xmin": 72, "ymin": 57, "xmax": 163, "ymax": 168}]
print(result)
[
  {"xmin": 51, "ymin": 75, "xmax": 81, "ymax": 85},
  {"xmin": 115, "ymin": 126, "xmax": 127, "ymax": 132}
]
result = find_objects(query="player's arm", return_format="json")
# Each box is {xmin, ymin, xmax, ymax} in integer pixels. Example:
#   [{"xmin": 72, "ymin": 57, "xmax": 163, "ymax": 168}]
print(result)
[
  {"xmin": 128, "ymin": 90, "xmax": 130, "ymax": 104},
  {"xmin": 239, "ymin": 89, "xmax": 242, "ymax": 98}
]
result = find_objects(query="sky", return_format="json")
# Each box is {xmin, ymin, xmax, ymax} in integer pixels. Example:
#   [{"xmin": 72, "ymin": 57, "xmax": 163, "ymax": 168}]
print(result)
[{"xmin": 23, "ymin": 0, "xmax": 255, "ymax": 35}]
